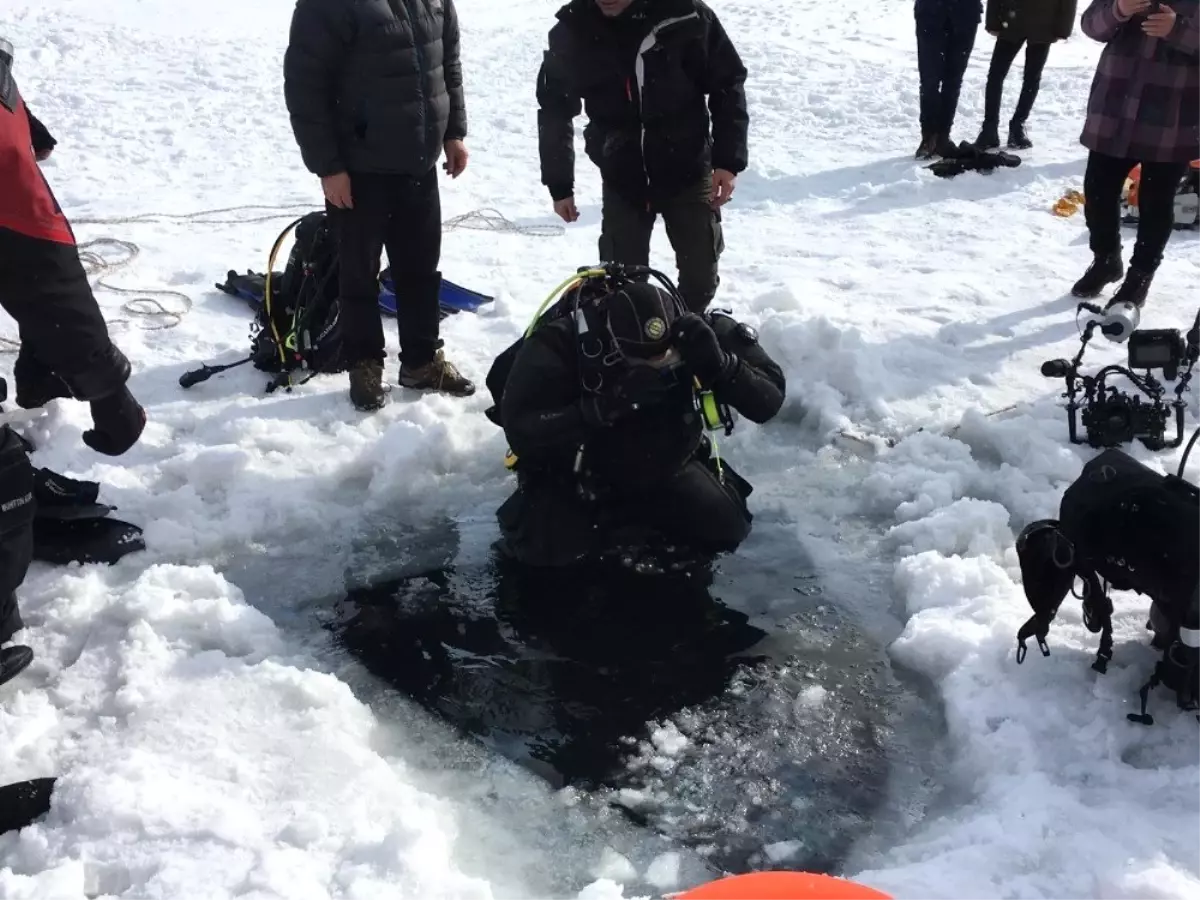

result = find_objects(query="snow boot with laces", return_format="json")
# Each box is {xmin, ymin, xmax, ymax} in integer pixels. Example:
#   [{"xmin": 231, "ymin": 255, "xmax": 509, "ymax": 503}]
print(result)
[
  {"xmin": 349, "ymin": 360, "xmax": 388, "ymax": 412},
  {"xmin": 1071, "ymin": 252, "xmax": 1125, "ymax": 298},
  {"xmin": 399, "ymin": 350, "xmax": 475, "ymax": 397},
  {"xmin": 1107, "ymin": 267, "xmax": 1154, "ymax": 310},
  {"xmin": 1008, "ymin": 121, "xmax": 1032, "ymax": 150}
]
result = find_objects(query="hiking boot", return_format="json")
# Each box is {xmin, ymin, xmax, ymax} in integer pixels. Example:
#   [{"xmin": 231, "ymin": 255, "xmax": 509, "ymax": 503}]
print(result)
[
  {"xmin": 1071, "ymin": 252, "xmax": 1124, "ymax": 298},
  {"xmin": 1107, "ymin": 267, "xmax": 1153, "ymax": 309},
  {"xmin": 348, "ymin": 360, "xmax": 388, "ymax": 411},
  {"xmin": 915, "ymin": 132, "xmax": 938, "ymax": 160},
  {"xmin": 973, "ymin": 122, "xmax": 1000, "ymax": 151},
  {"xmin": 1008, "ymin": 121, "xmax": 1033, "ymax": 150},
  {"xmin": 399, "ymin": 350, "xmax": 475, "ymax": 397}
]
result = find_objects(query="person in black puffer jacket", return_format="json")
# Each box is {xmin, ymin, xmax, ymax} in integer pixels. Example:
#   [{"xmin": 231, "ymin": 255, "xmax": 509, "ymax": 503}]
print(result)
[
  {"xmin": 914, "ymin": 0, "xmax": 984, "ymax": 159},
  {"xmin": 536, "ymin": 0, "xmax": 749, "ymax": 314},
  {"xmin": 973, "ymin": 0, "xmax": 1077, "ymax": 150},
  {"xmin": 283, "ymin": 0, "xmax": 476, "ymax": 412}
]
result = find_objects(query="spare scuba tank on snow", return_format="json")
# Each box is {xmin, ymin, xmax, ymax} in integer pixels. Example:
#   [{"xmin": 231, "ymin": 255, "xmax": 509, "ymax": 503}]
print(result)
[
  {"xmin": 180, "ymin": 210, "xmax": 495, "ymax": 394},
  {"xmin": 1121, "ymin": 161, "xmax": 1200, "ymax": 231}
]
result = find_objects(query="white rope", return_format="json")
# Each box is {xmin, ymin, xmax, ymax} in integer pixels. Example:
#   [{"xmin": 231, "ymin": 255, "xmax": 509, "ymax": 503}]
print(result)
[{"xmin": 0, "ymin": 204, "xmax": 565, "ymax": 354}]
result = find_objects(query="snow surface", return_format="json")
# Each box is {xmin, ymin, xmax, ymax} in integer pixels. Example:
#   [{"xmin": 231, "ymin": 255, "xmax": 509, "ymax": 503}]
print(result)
[{"xmin": 2, "ymin": 0, "xmax": 1199, "ymax": 898}]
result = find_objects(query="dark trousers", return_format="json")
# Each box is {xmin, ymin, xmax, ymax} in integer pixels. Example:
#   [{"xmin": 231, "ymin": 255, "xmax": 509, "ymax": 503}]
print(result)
[
  {"xmin": 499, "ymin": 457, "xmax": 751, "ymax": 568},
  {"xmin": 327, "ymin": 170, "xmax": 443, "ymax": 369},
  {"xmin": 916, "ymin": 12, "xmax": 978, "ymax": 137},
  {"xmin": 0, "ymin": 426, "xmax": 35, "ymax": 645},
  {"xmin": 599, "ymin": 176, "xmax": 724, "ymax": 314},
  {"xmin": 1084, "ymin": 151, "xmax": 1189, "ymax": 274},
  {"xmin": 983, "ymin": 37, "xmax": 1050, "ymax": 128},
  {"xmin": 0, "ymin": 229, "xmax": 121, "ymax": 401}
]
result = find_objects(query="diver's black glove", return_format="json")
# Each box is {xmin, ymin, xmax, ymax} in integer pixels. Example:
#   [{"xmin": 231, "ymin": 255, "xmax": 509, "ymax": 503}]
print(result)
[
  {"xmin": 82, "ymin": 386, "xmax": 146, "ymax": 457},
  {"xmin": 671, "ymin": 314, "xmax": 730, "ymax": 385}
]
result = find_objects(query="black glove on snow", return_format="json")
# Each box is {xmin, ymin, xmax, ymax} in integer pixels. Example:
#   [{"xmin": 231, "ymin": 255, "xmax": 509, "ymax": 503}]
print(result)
[
  {"xmin": 83, "ymin": 386, "xmax": 146, "ymax": 456},
  {"xmin": 671, "ymin": 314, "xmax": 729, "ymax": 385}
]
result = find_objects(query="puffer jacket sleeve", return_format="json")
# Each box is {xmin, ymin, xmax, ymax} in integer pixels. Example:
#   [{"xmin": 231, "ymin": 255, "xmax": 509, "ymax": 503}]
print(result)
[
  {"xmin": 442, "ymin": 0, "xmax": 467, "ymax": 140},
  {"xmin": 536, "ymin": 23, "xmax": 581, "ymax": 202},
  {"xmin": 283, "ymin": 0, "xmax": 354, "ymax": 177}
]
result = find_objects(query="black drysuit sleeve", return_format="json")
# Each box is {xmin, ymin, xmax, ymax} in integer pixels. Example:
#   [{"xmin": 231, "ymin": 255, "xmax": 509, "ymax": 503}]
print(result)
[
  {"xmin": 710, "ymin": 315, "xmax": 785, "ymax": 424},
  {"xmin": 443, "ymin": 0, "xmax": 467, "ymax": 141},
  {"xmin": 501, "ymin": 323, "xmax": 590, "ymax": 464},
  {"xmin": 536, "ymin": 23, "xmax": 581, "ymax": 202},
  {"xmin": 696, "ymin": 3, "xmax": 749, "ymax": 175},
  {"xmin": 283, "ymin": 0, "xmax": 354, "ymax": 177},
  {"xmin": 24, "ymin": 106, "xmax": 55, "ymax": 155}
]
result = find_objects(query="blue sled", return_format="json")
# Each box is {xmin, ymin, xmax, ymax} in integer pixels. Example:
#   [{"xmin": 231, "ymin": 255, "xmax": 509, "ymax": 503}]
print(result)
[{"xmin": 216, "ymin": 269, "xmax": 493, "ymax": 318}]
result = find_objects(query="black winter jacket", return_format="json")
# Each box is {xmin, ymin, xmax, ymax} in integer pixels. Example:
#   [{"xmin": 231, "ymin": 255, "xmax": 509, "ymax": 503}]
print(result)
[
  {"xmin": 985, "ymin": 0, "xmax": 1076, "ymax": 43},
  {"xmin": 537, "ymin": 0, "xmax": 749, "ymax": 209},
  {"xmin": 283, "ymin": 0, "xmax": 467, "ymax": 178},
  {"xmin": 501, "ymin": 312, "xmax": 784, "ymax": 492}
]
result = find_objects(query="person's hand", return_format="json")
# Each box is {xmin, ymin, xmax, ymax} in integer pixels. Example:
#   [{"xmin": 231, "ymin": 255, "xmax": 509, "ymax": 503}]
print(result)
[
  {"xmin": 443, "ymin": 139, "xmax": 468, "ymax": 178},
  {"xmin": 1117, "ymin": 0, "xmax": 1152, "ymax": 18},
  {"xmin": 83, "ymin": 386, "xmax": 146, "ymax": 457},
  {"xmin": 321, "ymin": 172, "xmax": 353, "ymax": 209},
  {"xmin": 34, "ymin": 147, "xmax": 52, "ymax": 161},
  {"xmin": 711, "ymin": 169, "xmax": 736, "ymax": 209},
  {"xmin": 1142, "ymin": 4, "xmax": 1177, "ymax": 36},
  {"xmin": 553, "ymin": 196, "xmax": 580, "ymax": 223},
  {"xmin": 671, "ymin": 313, "xmax": 728, "ymax": 384}
]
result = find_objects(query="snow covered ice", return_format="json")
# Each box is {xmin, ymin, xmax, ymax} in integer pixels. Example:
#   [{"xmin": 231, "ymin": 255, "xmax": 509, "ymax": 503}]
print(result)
[{"xmin": 2, "ymin": 0, "xmax": 1199, "ymax": 898}]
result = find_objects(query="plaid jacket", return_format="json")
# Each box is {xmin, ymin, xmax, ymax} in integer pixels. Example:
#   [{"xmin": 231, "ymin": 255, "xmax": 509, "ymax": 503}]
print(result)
[{"xmin": 1079, "ymin": 0, "xmax": 1199, "ymax": 162}]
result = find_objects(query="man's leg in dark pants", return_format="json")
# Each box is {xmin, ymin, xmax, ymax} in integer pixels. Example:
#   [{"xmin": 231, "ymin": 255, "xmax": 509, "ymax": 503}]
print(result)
[
  {"xmin": 382, "ymin": 168, "xmax": 443, "ymax": 370},
  {"xmin": 661, "ymin": 174, "xmax": 724, "ymax": 313},
  {"xmin": 383, "ymin": 168, "xmax": 474, "ymax": 396},
  {"xmin": 1129, "ymin": 161, "xmax": 1190, "ymax": 274},
  {"xmin": 915, "ymin": 12, "xmax": 949, "ymax": 150},
  {"xmin": 637, "ymin": 459, "xmax": 752, "ymax": 554},
  {"xmin": 938, "ymin": 15, "xmax": 977, "ymax": 142},
  {"xmin": 0, "ymin": 229, "xmax": 127, "ymax": 408},
  {"xmin": 599, "ymin": 180, "xmax": 654, "ymax": 272},
  {"xmin": 329, "ymin": 174, "xmax": 390, "ymax": 367}
]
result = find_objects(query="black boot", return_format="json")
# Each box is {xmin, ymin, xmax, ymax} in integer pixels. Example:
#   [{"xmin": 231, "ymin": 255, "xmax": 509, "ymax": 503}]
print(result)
[
  {"xmin": 1071, "ymin": 252, "xmax": 1124, "ymax": 298},
  {"xmin": 916, "ymin": 132, "xmax": 938, "ymax": 160},
  {"xmin": 973, "ymin": 121, "xmax": 1000, "ymax": 150},
  {"xmin": 0, "ymin": 645, "xmax": 33, "ymax": 689},
  {"xmin": 933, "ymin": 134, "xmax": 963, "ymax": 159},
  {"xmin": 1107, "ymin": 268, "xmax": 1153, "ymax": 309},
  {"xmin": 348, "ymin": 360, "xmax": 388, "ymax": 412},
  {"xmin": 14, "ymin": 350, "xmax": 71, "ymax": 410},
  {"xmin": 1008, "ymin": 121, "xmax": 1032, "ymax": 150}
]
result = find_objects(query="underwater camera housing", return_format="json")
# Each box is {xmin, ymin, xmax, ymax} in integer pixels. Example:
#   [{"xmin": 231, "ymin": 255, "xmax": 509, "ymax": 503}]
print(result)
[{"xmin": 1041, "ymin": 305, "xmax": 1199, "ymax": 450}]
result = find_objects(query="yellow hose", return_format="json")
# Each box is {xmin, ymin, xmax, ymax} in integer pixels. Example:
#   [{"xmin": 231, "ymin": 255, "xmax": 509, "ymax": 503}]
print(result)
[
  {"xmin": 524, "ymin": 268, "xmax": 607, "ymax": 337},
  {"xmin": 263, "ymin": 216, "xmax": 306, "ymax": 367}
]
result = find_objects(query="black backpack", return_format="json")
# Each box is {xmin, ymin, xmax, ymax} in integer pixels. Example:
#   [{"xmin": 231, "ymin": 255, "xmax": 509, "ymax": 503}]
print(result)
[
  {"xmin": 1016, "ymin": 447, "xmax": 1199, "ymax": 723},
  {"xmin": 182, "ymin": 212, "xmax": 347, "ymax": 392}
]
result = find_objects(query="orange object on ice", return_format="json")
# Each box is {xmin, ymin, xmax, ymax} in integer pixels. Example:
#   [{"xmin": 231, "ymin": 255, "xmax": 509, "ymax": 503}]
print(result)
[{"xmin": 674, "ymin": 871, "xmax": 892, "ymax": 900}]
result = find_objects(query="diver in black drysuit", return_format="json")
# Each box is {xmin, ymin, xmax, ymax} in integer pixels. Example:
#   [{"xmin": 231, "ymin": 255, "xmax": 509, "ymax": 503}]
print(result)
[{"xmin": 494, "ymin": 281, "xmax": 785, "ymax": 568}]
